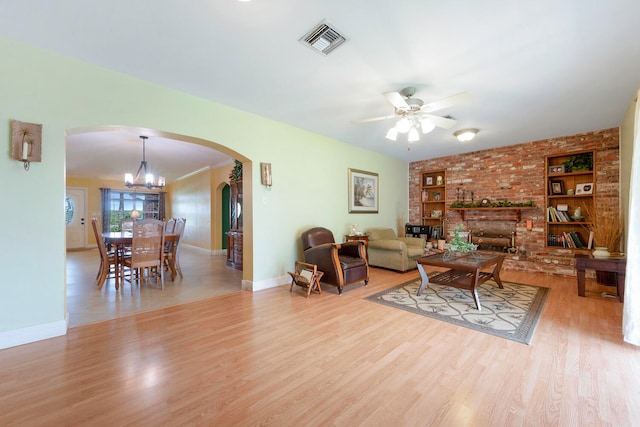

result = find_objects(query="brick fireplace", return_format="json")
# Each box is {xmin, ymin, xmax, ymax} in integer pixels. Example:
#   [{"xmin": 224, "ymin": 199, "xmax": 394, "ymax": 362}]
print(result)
[
  {"xmin": 468, "ymin": 220, "xmax": 517, "ymax": 252},
  {"xmin": 408, "ymin": 128, "xmax": 620, "ymax": 275}
]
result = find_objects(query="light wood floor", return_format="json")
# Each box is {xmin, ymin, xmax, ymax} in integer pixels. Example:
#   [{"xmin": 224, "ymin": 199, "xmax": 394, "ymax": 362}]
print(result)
[
  {"xmin": 66, "ymin": 246, "xmax": 243, "ymax": 327},
  {"xmin": 2, "ymin": 265, "xmax": 639, "ymax": 426}
]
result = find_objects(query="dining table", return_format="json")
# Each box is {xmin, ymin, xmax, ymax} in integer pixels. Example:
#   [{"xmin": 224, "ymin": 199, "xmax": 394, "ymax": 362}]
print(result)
[{"xmin": 102, "ymin": 231, "xmax": 181, "ymax": 288}]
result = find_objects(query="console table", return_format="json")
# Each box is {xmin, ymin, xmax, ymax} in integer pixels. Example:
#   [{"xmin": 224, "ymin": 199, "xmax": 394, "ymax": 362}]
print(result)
[{"xmin": 575, "ymin": 254, "xmax": 626, "ymax": 302}]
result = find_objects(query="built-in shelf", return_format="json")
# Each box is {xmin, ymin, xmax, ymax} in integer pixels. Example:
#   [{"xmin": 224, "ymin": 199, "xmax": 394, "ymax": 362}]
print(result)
[
  {"xmin": 545, "ymin": 150, "xmax": 595, "ymax": 249},
  {"xmin": 419, "ymin": 169, "xmax": 446, "ymax": 240}
]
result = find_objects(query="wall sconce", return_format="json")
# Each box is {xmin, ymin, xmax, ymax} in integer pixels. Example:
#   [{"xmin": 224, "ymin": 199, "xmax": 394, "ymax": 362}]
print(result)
[
  {"xmin": 260, "ymin": 162, "xmax": 272, "ymax": 188},
  {"xmin": 11, "ymin": 120, "xmax": 42, "ymax": 171},
  {"xmin": 526, "ymin": 218, "xmax": 533, "ymax": 231}
]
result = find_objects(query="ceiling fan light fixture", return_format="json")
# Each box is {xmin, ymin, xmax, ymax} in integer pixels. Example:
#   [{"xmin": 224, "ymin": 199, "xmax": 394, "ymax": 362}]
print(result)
[
  {"xmin": 395, "ymin": 117, "xmax": 412, "ymax": 133},
  {"xmin": 454, "ymin": 128, "xmax": 478, "ymax": 142},
  {"xmin": 408, "ymin": 127, "xmax": 420, "ymax": 142},
  {"xmin": 385, "ymin": 128, "xmax": 398, "ymax": 141},
  {"xmin": 420, "ymin": 119, "xmax": 435, "ymax": 134}
]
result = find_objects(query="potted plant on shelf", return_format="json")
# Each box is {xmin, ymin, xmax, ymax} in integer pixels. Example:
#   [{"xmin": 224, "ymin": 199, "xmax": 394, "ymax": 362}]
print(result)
[{"xmin": 563, "ymin": 152, "xmax": 593, "ymax": 172}]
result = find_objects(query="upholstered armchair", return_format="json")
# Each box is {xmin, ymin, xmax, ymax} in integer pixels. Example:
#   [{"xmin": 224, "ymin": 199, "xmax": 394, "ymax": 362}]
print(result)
[
  {"xmin": 301, "ymin": 227, "xmax": 369, "ymax": 295},
  {"xmin": 365, "ymin": 228, "xmax": 425, "ymax": 272}
]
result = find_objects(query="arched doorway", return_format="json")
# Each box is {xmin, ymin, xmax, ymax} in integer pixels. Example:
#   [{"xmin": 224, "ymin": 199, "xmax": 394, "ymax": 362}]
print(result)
[{"xmin": 65, "ymin": 125, "xmax": 251, "ymax": 326}]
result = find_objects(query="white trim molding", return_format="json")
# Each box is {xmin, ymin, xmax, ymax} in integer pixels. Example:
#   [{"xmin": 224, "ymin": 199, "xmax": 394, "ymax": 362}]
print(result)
[
  {"xmin": 242, "ymin": 275, "xmax": 289, "ymax": 292},
  {"xmin": 0, "ymin": 313, "xmax": 68, "ymax": 350}
]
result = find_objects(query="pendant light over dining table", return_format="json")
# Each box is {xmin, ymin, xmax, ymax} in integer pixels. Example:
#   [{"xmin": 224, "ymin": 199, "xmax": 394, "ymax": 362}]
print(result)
[{"xmin": 124, "ymin": 136, "xmax": 165, "ymax": 189}]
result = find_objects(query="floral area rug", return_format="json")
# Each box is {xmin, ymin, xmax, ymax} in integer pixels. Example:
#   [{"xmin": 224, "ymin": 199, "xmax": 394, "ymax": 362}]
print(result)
[{"xmin": 366, "ymin": 277, "xmax": 550, "ymax": 344}]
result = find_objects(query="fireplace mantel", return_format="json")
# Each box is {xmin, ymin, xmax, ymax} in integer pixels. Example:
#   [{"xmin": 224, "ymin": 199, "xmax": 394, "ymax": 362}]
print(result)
[{"xmin": 449, "ymin": 206, "xmax": 538, "ymax": 221}]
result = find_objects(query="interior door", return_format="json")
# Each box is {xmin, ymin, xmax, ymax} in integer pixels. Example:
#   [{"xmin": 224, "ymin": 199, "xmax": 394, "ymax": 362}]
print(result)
[{"xmin": 66, "ymin": 187, "xmax": 87, "ymax": 249}]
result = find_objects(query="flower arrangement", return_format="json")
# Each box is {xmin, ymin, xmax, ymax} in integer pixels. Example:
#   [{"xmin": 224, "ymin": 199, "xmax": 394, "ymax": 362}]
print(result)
[
  {"xmin": 580, "ymin": 204, "xmax": 623, "ymax": 252},
  {"xmin": 448, "ymin": 224, "xmax": 477, "ymax": 253}
]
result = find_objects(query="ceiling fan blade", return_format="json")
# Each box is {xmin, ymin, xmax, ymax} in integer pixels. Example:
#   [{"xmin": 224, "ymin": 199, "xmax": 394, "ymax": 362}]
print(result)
[
  {"xmin": 351, "ymin": 114, "xmax": 397, "ymax": 124},
  {"xmin": 421, "ymin": 92, "xmax": 471, "ymax": 113},
  {"xmin": 383, "ymin": 91, "xmax": 409, "ymax": 109},
  {"xmin": 422, "ymin": 114, "xmax": 457, "ymax": 129}
]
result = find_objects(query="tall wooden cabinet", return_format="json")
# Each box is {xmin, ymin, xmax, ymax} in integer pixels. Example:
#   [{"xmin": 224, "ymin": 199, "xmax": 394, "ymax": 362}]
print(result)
[
  {"xmin": 419, "ymin": 169, "xmax": 446, "ymax": 240},
  {"xmin": 226, "ymin": 179, "xmax": 243, "ymax": 269},
  {"xmin": 544, "ymin": 150, "xmax": 595, "ymax": 249}
]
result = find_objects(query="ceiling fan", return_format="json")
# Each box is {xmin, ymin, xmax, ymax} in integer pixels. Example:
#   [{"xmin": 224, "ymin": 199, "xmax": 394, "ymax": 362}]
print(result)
[{"xmin": 352, "ymin": 87, "xmax": 471, "ymax": 142}]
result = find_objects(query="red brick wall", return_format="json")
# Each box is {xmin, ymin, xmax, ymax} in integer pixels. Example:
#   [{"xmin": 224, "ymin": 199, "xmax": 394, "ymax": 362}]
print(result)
[{"xmin": 409, "ymin": 128, "xmax": 620, "ymax": 274}]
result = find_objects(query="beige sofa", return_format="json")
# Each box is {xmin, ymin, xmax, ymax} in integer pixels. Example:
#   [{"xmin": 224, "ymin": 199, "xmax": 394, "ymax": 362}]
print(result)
[{"xmin": 365, "ymin": 228, "xmax": 425, "ymax": 272}]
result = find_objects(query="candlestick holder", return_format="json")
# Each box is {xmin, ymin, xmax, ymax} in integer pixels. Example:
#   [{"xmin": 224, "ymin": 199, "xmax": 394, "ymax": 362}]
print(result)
[{"xmin": 11, "ymin": 120, "xmax": 42, "ymax": 171}]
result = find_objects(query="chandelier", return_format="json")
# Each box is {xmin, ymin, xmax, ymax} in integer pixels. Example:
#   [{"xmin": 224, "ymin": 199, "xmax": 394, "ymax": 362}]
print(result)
[
  {"xmin": 385, "ymin": 113, "xmax": 435, "ymax": 145},
  {"xmin": 124, "ymin": 136, "xmax": 165, "ymax": 189}
]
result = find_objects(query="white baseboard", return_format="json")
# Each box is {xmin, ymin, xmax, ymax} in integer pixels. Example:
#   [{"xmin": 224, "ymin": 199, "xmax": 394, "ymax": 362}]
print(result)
[
  {"xmin": 0, "ymin": 313, "xmax": 69, "ymax": 350},
  {"xmin": 181, "ymin": 244, "xmax": 223, "ymax": 255},
  {"xmin": 243, "ymin": 275, "xmax": 289, "ymax": 292}
]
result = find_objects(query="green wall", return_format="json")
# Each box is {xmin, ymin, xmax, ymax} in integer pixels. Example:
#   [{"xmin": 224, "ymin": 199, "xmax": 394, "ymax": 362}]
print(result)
[{"xmin": 0, "ymin": 37, "xmax": 408, "ymax": 344}]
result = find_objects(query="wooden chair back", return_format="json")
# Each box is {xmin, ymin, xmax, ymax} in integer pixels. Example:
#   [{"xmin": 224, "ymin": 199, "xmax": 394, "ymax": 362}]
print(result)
[
  {"xmin": 131, "ymin": 219, "xmax": 165, "ymax": 268},
  {"xmin": 91, "ymin": 218, "xmax": 110, "ymax": 264},
  {"xmin": 165, "ymin": 217, "xmax": 176, "ymax": 234},
  {"xmin": 170, "ymin": 218, "xmax": 187, "ymax": 278},
  {"xmin": 91, "ymin": 218, "xmax": 114, "ymax": 289},
  {"xmin": 122, "ymin": 218, "xmax": 134, "ymax": 232},
  {"xmin": 173, "ymin": 218, "xmax": 186, "ymax": 238}
]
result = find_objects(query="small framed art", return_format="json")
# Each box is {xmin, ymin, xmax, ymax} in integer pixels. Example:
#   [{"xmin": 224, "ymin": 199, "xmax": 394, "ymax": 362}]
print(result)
[
  {"xmin": 575, "ymin": 183, "xmax": 593, "ymax": 195},
  {"xmin": 548, "ymin": 165, "xmax": 565, "ymax": 175},
  {"xmin": 550, "ymin": 180, "xmax": 564, "ymax": 195}
]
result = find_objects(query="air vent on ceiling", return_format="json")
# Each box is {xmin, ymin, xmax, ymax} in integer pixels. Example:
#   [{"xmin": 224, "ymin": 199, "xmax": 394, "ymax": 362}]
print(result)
[{"xmin": 300, "ymin": 20, "xmax": 347, "ymax": 55}]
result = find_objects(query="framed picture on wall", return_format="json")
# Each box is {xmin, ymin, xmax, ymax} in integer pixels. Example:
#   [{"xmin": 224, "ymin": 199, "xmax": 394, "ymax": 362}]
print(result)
[{"xmin": 348, "ymin": 168, "xmax": 379, "ymax": 213}]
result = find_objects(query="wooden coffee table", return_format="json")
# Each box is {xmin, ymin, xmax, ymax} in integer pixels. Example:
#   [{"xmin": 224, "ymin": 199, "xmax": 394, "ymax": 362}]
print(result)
[{"xmin": 416, "ymin": 252, "xmax": 506, "ymax": 310}]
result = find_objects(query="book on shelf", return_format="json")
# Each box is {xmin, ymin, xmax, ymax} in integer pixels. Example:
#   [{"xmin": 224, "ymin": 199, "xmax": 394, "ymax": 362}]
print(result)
[
  {"xmin": 559, "ymin": 210, "xmax": 572, "ymax": 222},
  {"xmin": 547, "ymin": 206, "xmax": 573, "ymax": 222},
  {"xmin": 587, "ymin": 231, "xmax": 594, "ymax": 249},
  {"xmin": 570, "ymin": 231, "xmax": 586, "ymax": 249},
  {"xmin": 563, "ymin": 232, "xmax": 574, "ymax": 248}
]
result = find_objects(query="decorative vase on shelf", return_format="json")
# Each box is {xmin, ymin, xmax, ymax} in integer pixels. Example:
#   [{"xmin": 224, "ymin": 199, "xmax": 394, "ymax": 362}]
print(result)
[{"xmin": 592, "ymin": 247, "xmax": 611, "ymax": 258}]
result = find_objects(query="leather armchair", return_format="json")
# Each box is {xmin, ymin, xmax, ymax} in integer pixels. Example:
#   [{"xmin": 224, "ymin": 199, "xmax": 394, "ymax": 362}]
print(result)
[{"xmin": 301, "ymin": 227, "xmax": 369, "ymax": 294}]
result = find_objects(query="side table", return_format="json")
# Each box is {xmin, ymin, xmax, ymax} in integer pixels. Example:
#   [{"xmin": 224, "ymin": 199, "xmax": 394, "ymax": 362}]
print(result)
[
  {"xmin": 345, "ymin": 234, "xmax": 369, "ymax": 261},
  {"xmin": 575, "ymin": 254, "xmax": 626, "ymax": 302}
]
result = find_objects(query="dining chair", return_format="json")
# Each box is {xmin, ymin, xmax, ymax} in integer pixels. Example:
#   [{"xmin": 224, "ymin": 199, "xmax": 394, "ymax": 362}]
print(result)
[
  {"xmin": 165, "ymin": 217, "xmax": 176, "ymax": 234},
  {"xmin": 123, "ymin": 218, "xmax": 165, "ymax": 289},
  {"xmin": 164, "ymin": 218, "xmax": 186, "ymax": 279},
  {"xmin": 121, "ymin": 218, "xmax": 134, "ymax": 232},
  {"xmin": 90, "ymin": 218, "xmax": 117, "ymax": 290}
]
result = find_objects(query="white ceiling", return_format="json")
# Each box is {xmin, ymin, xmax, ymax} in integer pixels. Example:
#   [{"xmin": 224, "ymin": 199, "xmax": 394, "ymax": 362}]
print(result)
[{"xmin": 2, "ymin": 1, "xmax": 639, "ymax": 182}]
